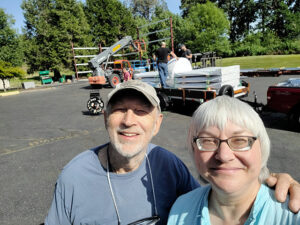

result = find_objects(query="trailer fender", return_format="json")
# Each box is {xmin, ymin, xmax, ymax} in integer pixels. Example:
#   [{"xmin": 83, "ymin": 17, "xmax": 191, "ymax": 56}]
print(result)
[{"xmin": 218, "ymin": 85, "xmax": 234, "ymax": 97}]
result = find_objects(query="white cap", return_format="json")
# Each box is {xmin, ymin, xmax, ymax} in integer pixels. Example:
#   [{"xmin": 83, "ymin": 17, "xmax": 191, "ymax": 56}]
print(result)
[{"xmin": 107, "ymin": 80, "xmax": 160, "ymax": 110}]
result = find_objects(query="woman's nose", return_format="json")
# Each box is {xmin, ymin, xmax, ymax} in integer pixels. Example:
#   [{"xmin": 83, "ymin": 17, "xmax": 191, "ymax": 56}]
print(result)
[{"xmin": 214, "ymin": 141, "xmax": 235, "ymax": 162}]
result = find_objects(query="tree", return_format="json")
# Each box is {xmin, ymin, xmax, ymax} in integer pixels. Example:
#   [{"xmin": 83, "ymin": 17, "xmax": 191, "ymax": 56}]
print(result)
[
  {"xmin": 21, "ymin": 0, "xmax": 91, "ymax": 73},
  {"xmin": 144, "ymin": 5, "xmax": 174, "ymax": 54},
  {"xmin": 256, "ymin": 0, "xmax": 299, "ymax": 40},
  {"xmin": 181, "ymin": 0, "xmax": 256, "ymax": 42},
  {"xmin": 181, "ymin": 0, "xmax": 206, "ymax": 17},
  {"xmin": 0, "ymin": 60, "xmax": 25, "ymax": 91},
  {"xmin": 84, "ymin": 0, "xmax": 136, "ymax": 46},
  {"xmin": 229, "ymin": 0, "xmax": 257, "ymax": 41},
  {"xmin": 181, "ymin": 2, "xmax": 230, "ymax": 55},
  {"xmin": 0, "ymin": 8, "xmax": 24, "ymax": 66},
  {"xmin": 128, "ymin": 0, "xmax": 168, "ymax": 19}
]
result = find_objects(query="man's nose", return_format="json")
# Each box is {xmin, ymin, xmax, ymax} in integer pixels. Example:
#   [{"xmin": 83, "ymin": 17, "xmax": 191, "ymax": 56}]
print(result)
[{"xmin": 122, "ymin": 109, "xmax": 136, "ymax": 126}]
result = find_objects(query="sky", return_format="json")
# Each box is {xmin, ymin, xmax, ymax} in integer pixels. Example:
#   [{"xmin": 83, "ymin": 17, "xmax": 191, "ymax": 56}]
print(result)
[{"xmin": 0, "ymin": 0, "xmax": 181, "ymax": 34}]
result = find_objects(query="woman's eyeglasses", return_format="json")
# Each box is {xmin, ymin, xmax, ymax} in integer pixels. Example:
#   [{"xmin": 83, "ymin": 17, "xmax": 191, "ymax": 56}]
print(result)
[{"xmin": 193, "ymin": 136, "xmax": 257, "ymax": 151}]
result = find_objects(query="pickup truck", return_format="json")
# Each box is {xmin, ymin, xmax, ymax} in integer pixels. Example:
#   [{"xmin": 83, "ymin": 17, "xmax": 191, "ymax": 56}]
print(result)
[{"xmin": 266, "ymin": 78, "xmax": 300, "ymax": 129}]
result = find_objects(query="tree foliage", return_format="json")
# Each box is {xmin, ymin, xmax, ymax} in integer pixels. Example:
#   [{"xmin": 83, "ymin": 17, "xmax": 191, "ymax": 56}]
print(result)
[
  {"xmin": 180, "ymin": 0, "xmax": 206, "ymax": 17},
  {"xmin": 84, "ymin": 0, "xmax": 136, "ymax": 46},
  {"xmin": 21, "ymin": 0, "xmax": 91, "ymax": 73},
  {"xmin": 11, "ymin": 0, "xmax": 299, "ymax": 75},
  {"xmin": 128, "ymin": 0, "xmax": 168, "ymax": 19},
  {"xmin": 180, "ymin": 0, "xmax": 300, "ymax": 55},
  {"xmin": 257, "ymin": 0, "xmax": 300, "ymax": 39},
  {"xmin": 182, "ymin": 0, "xmax": 257, "ymax": 42},
  {"xmin": 181, "ymin": 2, "xmax": 230, "ymax": 55},
  {"xmin": 0, "ymin": 8, "xmax": 24, "ymax": 66},
  {"xmin": 0, "ymin": 60, "xmax": 25, "ymax": 91},
  {"xmin": 144, "ymin": 5, "xmax": 175, "ymax": 54}
]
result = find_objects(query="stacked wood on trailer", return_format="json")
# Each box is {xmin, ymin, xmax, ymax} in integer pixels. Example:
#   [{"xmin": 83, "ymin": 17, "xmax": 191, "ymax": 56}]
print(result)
[{"xmin": 134, "ymin": 58, "xmax": 242, "ymax": 93}]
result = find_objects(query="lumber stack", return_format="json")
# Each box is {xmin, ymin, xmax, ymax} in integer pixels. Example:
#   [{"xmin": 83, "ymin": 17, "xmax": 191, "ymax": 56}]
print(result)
[{"xmin": 134, "ymin": 58, "xmax": 241, "ymax": 91}]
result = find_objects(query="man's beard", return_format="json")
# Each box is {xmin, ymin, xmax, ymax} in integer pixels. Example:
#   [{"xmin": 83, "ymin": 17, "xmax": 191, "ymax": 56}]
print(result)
[
  {"xmin": 109, "ymin": 123, "xmax": 157, "ymax": 159},
  {"xmin": 110, "ymin": 140, "xmax": 146, "ymax": 159}
]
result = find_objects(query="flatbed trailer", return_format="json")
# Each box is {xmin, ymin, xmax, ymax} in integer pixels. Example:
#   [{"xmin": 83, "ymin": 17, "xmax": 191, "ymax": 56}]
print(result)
[{"xmin": 155, "ymin": 81, "xmax": 250, "ymax": 110}]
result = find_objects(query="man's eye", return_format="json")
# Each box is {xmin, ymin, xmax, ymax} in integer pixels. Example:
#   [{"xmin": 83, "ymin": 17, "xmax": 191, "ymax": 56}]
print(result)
[
  {"xmin": 113, "ymin": 108, "xmax": 126, "ymax": 112},
  {"xmin": 135, "ymin": 109, "xmax": 148, "ymax": 115}
]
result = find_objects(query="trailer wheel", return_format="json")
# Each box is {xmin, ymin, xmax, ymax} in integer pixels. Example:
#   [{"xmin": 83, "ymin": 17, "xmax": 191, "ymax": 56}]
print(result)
[
  {"xmin": 87, "ymin": 97, "xmax": 104, "ymax": 115},
  {"xmin": 218, "ymin": 85, "xmax": 234, "ymax": 97},
  {"xmin": 109, "ymin": 74, "xmax": 121, "ymax": 88},
  {"xmin": 158, "ymin": 92, "xmax": 170, "ymax": 111}
]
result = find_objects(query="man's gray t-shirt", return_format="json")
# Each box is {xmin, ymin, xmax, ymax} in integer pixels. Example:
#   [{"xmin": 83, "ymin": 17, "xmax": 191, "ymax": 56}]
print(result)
[{"xmin": 45, "ymin": 143, "xmax": 199, "ymax": 225}]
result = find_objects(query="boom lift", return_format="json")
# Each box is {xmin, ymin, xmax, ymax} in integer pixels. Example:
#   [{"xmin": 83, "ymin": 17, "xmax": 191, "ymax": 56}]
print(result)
[{"xmin": 88, "ymin": 36, "xmax": 139, "ymax": 88}]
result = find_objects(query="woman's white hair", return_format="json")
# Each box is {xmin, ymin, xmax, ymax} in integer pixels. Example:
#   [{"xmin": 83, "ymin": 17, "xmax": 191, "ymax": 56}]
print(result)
[{"xmin": 187, "ymin": 96, "xmax": 270, "ymax": 182}]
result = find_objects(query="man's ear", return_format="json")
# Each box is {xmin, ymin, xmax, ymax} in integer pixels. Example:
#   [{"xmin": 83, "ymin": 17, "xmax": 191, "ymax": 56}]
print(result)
[{"xmin": 152, "ymin": 113, "xmax": 163, "ymax": 137}]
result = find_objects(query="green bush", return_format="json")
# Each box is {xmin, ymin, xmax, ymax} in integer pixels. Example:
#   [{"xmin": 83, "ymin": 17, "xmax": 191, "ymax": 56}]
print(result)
[
  {"xmin": 231, "ymin": 31, "xmax": 300, "ymax": 56},
  {"xmin": 0, "ymin": 60, "xmax": 25, "ymax": 91}
]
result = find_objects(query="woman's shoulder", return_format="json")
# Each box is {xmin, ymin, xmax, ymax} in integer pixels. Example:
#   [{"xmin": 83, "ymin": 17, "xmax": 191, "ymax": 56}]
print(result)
[
  {"xmin": 249, "ymin": 184, "xmax": 300, "ymax": 224},
  {"xmin": 173, "ymin": 185, "xmax": 210, "ymax": 209},
  {"xmin": 168, "ymin": 186, "xmax": 211, "ymax": 225}
]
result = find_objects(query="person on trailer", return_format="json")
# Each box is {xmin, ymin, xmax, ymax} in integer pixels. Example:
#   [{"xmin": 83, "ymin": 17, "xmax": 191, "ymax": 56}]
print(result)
[
  {"xmin": 179, "ymin": 44, "xmax": 192, "ymax": 64},
  {"xmin": 153, "ymin": 42, "xmax": 177, "ymax": 88}
]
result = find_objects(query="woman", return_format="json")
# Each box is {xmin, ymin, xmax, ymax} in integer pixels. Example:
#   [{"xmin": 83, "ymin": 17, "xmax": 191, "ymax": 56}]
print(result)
[
  {"xmin": 122, "ymin": 68, "xmax": 132, "ymax": 81},
  {"xmin": 167, "ymin": 96, "xmax": 299, "ymax": 225}
]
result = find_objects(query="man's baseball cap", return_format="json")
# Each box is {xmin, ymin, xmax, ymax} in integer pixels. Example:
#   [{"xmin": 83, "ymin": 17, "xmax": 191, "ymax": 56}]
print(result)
[{"xmin": 106, "ymin": 80, "xmax": 161, "ymax": 110}]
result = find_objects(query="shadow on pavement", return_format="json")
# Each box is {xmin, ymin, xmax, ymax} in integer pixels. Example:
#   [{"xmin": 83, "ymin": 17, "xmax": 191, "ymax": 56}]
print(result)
[
  {"xmin": 80, "ymin": 84, "xmax": 112, "ymax": 90},
  {"xmin": 165, "ymin": 102, "xmax": 198, "ymax": 117},
  {"xmin": 164, "ymin": 99, "xmax": 299, "ymax": 133},
  {"xmin": 81, "ymin": 110, "xmax": 104, "ymax": 116},
  {"xmin": 260, "ymin": 112, "xmax": 299, "ymax": 132}
]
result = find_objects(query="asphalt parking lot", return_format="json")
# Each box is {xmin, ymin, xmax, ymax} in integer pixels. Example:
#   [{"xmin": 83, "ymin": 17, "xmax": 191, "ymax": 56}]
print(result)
[{"xmin": 0, "ymin": 76, "xmax": 299, "ymax": 225}]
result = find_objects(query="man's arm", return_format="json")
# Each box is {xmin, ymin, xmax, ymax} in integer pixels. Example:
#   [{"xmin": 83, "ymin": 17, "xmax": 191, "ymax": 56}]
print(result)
[
  {"xmin": 170, "ymin": 51, "xmax": 177, "ymax": 60},
  {"xmin": 266, "ymin": 173, "xmax": 300, "ymax": 213},
  {"xmin": 186, "ymin": 49, "xmax": 192, "ymax": 59}
]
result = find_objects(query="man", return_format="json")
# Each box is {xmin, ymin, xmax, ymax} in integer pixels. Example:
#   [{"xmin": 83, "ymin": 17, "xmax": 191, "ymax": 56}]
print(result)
[
  {"xmin": 45, "ymin": 80, "xmax": 300, "ymax": 225},
  {"xmin": 179, "ymin": 44, "xmax": 192, "ymax": 63},
  {"xmin": 153, "ymin": 42, "xmax": 177, "ymax": 88}
]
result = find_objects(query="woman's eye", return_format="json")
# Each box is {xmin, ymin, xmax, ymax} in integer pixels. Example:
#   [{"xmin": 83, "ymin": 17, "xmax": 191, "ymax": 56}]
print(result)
[
  {"xmin": 202, "ymin": 139, "xmax": 215, "ymax": 144},
  {"xmin": 232, "ymin": 138, "xmax": 247, "ymax": 144}
]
